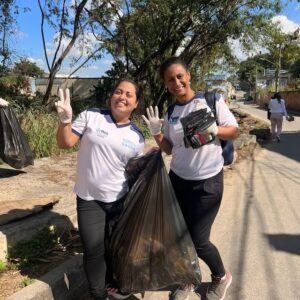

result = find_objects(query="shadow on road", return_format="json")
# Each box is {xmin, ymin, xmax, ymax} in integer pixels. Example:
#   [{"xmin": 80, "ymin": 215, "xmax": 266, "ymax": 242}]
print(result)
[
  {"xmin": 262, "ymin": 131, "xmax": 300, "ymax": 163},
  {"xmin": 264, "ymin": 233, "xmax": 300, "ymax": 255},
  {"xmin": 0, "ymin": 167, "xmax": 26, "ymax": 178}
]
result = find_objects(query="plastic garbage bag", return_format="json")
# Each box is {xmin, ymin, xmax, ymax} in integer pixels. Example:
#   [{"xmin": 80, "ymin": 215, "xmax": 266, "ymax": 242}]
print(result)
[
  {"xmin": 0, "ymin": 107, "xmax": 34, "ymax": 169},
  {"xmin": 109, "ymin": 150, "xmax": 201, "ymax": 294}
]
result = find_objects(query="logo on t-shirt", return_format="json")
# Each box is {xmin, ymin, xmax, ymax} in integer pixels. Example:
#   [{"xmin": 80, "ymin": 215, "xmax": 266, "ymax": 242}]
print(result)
[
  {"xmin": 96, "ymin": 128, "xmax": 108, "ymax": 137},
  {"xmin": 122, "ymin": 138, "xmax": 136, "ymax": 151},
  {"xmin": 169, "ymin": 116, "xmax": 179, "ymax": 124}
]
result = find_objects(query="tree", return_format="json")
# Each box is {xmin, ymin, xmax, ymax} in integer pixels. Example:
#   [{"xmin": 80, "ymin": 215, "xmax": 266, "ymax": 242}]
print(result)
[
  {"xmin": 254, "ymin": 22, "xmax": 300, "ymax": 91},
  {"xmin": 89, "ymin": 0, "xmax": 283, "ymax": 110},
  {"xmin": 13, "ymin": 58, "xmax": 45, "ymax": 77},
  {"xmin": 38, "ymin": 0, "xmax": 107, "ymax": 104},
  {"xmin": 0, "ymin": 1, "xmax": 29, "ymax": 75}
]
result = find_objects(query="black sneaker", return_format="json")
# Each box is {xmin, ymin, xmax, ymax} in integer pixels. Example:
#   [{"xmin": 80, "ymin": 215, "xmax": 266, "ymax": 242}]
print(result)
[{"xmin": 206, "ymin": 271, "xmax": 232, "ymax": 300}]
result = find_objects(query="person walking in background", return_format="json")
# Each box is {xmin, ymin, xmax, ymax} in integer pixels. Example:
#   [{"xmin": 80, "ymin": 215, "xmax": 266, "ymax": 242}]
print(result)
[
  {"xmin": 268, "ymin": 92, "xmax": 289, "ymax": 143},
  {"xmin": 142, "ymin": 56, "xmax": 239, "ymax": 300},
  {"xmin": 56, "ymin": 79, "xmax": 144, "ymax": 300}
]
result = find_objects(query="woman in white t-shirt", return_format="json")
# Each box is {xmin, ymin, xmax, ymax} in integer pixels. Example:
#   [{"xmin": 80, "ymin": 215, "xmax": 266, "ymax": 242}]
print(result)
[
  {"xmin": 268, "ymin": 92, "xmax": 288, "ymax": 142},
  {"xmin": 56, "ymin": 79, "xmax": 144, "ymax": 300},
  {"xmin": 142, "ymin": 57, "xmax": 239, "ymax": 300}
]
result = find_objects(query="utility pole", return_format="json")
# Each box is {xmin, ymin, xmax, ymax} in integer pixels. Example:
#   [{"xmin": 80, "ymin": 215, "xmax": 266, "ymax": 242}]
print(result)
[{"xmin": 274, "ymin": 43, "xmax": 282, "ymax": 92}]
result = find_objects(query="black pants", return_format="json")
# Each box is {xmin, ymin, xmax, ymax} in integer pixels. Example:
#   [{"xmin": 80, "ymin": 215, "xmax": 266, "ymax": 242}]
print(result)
[
  {"xmin": 169, "ymin": 169, "xmax": 226, "ymax": 277},
  {"xmin": 76, "ymin": 196, "xmax": 125, "ymax": 300}
]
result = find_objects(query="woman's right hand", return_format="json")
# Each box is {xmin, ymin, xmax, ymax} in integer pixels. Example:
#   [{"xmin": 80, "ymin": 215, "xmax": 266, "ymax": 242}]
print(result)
[
  {"xmin": 55, "ymin": 88, "xmax": 73, "ymax": 124},
  {"xmin": 142, "ymin": 106, "xmax": 164, "ymax": 135}
]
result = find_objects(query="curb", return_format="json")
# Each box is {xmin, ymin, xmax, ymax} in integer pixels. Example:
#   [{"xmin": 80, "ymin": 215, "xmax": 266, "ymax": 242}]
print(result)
[{"xmin": 7, "ymin": 254, "xmax": 88, "ymax": 300}]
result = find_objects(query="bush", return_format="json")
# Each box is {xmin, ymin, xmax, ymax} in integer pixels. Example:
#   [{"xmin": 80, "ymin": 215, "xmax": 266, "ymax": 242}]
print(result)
[
  {"xmin": 19, "ymin": 109, "xmax": 77, "ymax": 159},
  {"xmin": 131, "ymin": 114, "xmax": 151, "ymax": 139}
]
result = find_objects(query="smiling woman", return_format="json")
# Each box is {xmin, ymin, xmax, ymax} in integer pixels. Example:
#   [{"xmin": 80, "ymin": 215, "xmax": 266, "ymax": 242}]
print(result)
[
  {"xmin": 55, "ymin": 78, "xmax": 145, "ymax": 300},
  {"xmin": 109, "ymin": 79, "xmax": 140, "ymax": 124}
]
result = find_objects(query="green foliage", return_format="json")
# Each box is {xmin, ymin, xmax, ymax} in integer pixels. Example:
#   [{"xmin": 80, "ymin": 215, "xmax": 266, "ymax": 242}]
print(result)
[
  {"xmin": 91, "ymin": 0, "xmax": 283, "ymax": 110},
  {"xmin": 0, "ymin": 260, "xmax": 7, "ymax": 271},
  {"xmin": 13, "ymin": 58, "xmax": 45, "ymax": 77},
  {"xmin": 291, "ymin": 59, "xmax": 300, "ymax": 79},
  {"xmin": 7, "ymin": 226, "xmax": 60, "ymax": 268},
  {"xmin": 0, "ymin": 75, "xmax": 28, "ymax": 98},
  {"xmin": 0, "ymin": 1, "xmax": 29, "ymax": 74},
  {"xmin": 19, "ymin": 109, "xmax": 77, "ymax": 159},
  {"xmin": 256, "ymin": 87, "xmax": 269, "ymax": 106},
  {"xmin": 20, "ymin": 276, "xmax": 35, "ymax": 288},
  {"xmin": 131, "ymin": 114, "xmax": 151, "ymax": 140}
]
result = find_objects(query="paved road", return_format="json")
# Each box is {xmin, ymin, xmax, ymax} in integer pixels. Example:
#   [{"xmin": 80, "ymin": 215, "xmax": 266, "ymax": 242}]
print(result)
[
  {"xmin": 127, "ymin": 100, "xmax": 300, "ymax": 300},
  {"xmin": 218, "ymin": 100, "xmax": 300, "ymax": 300}
]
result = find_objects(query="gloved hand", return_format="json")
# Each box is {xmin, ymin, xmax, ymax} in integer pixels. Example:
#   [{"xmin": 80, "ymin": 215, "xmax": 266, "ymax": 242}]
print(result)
[
  {"xmin": 202, "ymin": 121, "xmax": 218, "ymax": 137},
  {"xmin": 142, "ymin": 106, "xmax": 164, "ymax": 135},
  {"xmin": 0, "ymin": 98, "xmax": 9, "ymax": 107},
  {"xmin": 55, "ymin": 88, "xmax": 72, "ymax": 124}
]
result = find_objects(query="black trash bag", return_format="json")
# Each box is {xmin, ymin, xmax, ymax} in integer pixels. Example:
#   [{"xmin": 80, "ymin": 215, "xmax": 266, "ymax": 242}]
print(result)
[
  {"xmin": 0, "ymin": 107, "xmax": 34, "ymax": 169},
  {"xmin": 124, "ymin": 150, "xmax": 155, "ymax": 188},
  {"xmin": 286, "ymin": 115, "xmax": 294, "ymax": 122},
  {"xmin": 109, "ymin": 150, "xmax": 201, "ymax": 294}
]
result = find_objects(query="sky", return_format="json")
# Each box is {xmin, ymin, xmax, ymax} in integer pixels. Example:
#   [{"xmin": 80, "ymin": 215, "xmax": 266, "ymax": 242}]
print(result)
[{"xmin": 13, "ymin": 0, "xmax": 300, "ymax": 78}]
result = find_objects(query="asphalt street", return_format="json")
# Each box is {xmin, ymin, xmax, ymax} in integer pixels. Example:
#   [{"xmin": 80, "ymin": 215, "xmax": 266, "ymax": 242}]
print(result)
[{"xmin": 213, "ymin": 100, "xmax": 300, "ymax": 300}]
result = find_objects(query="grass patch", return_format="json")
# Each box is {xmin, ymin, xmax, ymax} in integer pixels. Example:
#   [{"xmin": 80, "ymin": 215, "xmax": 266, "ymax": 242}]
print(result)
[
  {"xmin": 7, "ymin": 225, "xmax": 60, "ymax": 269},
  {"xmin": 0, "ymin": 260, "xmax": 7, "ymax": 271},
  {"xmin": 19, "ymin": 110, "xmax": 78, "ymax": 159},
  {"xmin": 19, "ymin": 276, "xmax": 35, "ymax": 288}
]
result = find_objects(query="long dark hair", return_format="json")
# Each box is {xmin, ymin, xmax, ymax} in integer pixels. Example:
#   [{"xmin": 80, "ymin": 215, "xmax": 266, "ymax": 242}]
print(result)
[{"xmin": 273, "ymin": 92, "xmax": 282, "ymax": 104}]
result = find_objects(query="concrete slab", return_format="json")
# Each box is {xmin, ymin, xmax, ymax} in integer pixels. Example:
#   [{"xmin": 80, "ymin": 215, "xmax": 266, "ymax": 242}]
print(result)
[{"xmin": 6, "ymin": 254, "xmax": 87, "ymax": 300}]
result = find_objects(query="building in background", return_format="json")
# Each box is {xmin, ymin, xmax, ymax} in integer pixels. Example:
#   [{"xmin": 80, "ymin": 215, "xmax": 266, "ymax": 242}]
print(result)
[{"xmin": 204, "ymin": 75, "xmax": 236, "ymax": 102}]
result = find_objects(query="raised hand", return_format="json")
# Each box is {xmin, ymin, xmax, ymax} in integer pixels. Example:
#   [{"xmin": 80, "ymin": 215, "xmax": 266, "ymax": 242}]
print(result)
[
  {"xmin": 55, "ymin": 88, "xmax": 72, "ymax": 124},
  {"xmin": 142, "ymin": 106, "xmax": 164, "ymax": 135}
]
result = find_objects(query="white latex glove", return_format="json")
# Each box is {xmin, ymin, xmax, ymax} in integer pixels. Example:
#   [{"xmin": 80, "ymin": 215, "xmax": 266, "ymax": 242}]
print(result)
[
  {"xmin": 203, "ymin": 121, "xmax": 219, "ymax": 137},
  {"xmin": 142, "ymin": 106, "xmax": 164, "ymax": 135},
  {"xmin": 55, "ymin": 88, "xmax": 72, "ymax": 124},
  {"xmin": 0, "ymin": 98, "xmax": 9, "ymax": 107}
]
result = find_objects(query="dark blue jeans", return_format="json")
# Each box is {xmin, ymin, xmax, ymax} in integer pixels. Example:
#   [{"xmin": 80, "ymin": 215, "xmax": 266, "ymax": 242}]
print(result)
[
  {"xmin": 76, "ymin": 196, "xmax": 125, "ymax": 300},
  {"xmin": 169, "ymin": 169, "xmax": 226, "ymax": 277}
]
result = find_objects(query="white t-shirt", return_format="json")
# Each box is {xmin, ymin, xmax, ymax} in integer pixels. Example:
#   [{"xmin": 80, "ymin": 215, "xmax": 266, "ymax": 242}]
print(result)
[
  {"xmin": 268, "ymin": 98, "xmax": 288, "ymax": 116},
  {"xmin": 164, "ymin": 92, "xmax": 238, "ymax": 180},
  {"xmin": 72, "ymin": 108, "xmax": 144, "ymax": 202}
]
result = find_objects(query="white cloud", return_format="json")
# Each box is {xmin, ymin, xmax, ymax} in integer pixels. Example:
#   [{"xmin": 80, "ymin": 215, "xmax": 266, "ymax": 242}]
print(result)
[
  {"xmin": 228, "ymin": 37, "xmax": 267, "ymax": 62},
  {"xmin": 272, "ymin": 15, "xmax": 299, "ymax": 34},
  {"xmin": 27, "ymin": 57, "xmax": 44, "ymax": 69},
  {"xmin": 46, "ymin": 32, "xmax": 102, "ymax": 58},
  {"xmin": 229, "ymin": 15, "xmax": 300, "ymax": 62},
  {"xmin": 102, "ymin": 59, "xmax": 113, "ymax": 66}
]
